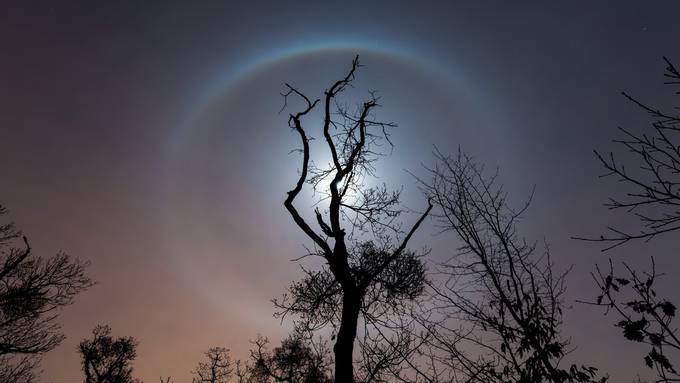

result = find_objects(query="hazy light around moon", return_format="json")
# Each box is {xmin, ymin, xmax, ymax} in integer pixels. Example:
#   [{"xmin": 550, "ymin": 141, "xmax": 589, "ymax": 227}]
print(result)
[
  {"xmin": 157, "ymin": 38, "xmax": 506, "ymax": 324},
  {"xmin": 168, "ymin": 37, "xmax": 476, "ymax": 154}
]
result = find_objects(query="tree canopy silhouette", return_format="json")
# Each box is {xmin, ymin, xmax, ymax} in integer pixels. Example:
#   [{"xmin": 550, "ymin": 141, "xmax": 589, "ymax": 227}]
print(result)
[
  {"xmin": 192, "ymin": 347, "xmax": 233, "ymax": 383},
  {"xmin": 247, "ymin": 334, "xmax": 332, "ymax": 383},
  {"xmin": 79, "ymin": 325, "xmax": 140, "ymax": 383},
  {"xmin": 0, "ymin": 205, "xmax": 92, "ymax": 383}
]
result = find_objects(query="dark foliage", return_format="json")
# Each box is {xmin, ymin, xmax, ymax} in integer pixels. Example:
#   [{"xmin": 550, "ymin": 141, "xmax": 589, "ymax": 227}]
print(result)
[
  {"xmin": 583, "ymin": 259, "xmax": 679, "ymax": 382},
  {"xmin": 247, "ymin": 334, "xmax": 332, "ymax": 383},
  {"xmin": 79, "ymin": 325, "xmax": 140, "ymax": 383},
  {"xmin": 0, "ymin": 205, "xmax": 92, "ymax": 382}
]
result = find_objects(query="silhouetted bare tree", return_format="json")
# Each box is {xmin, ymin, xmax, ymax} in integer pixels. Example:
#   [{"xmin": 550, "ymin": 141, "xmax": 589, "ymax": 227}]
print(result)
[
  {"xmin": 576, "ymin": 57, "xmax": 680, "ymax": 383},
  {"xmin": 79, "ymin": 325, "xmax": 140, "ymax": 383},
  {"xmin": 576, "ymin": 57, "xmax": 680, "ymax": 250},
  {"xmin": 279, "ymin": 56, "xmax": 432, "ymax": 382},
  {"xmin": 583, "ymin": 259, "xmax": 678, "ymax": 383},
  {"xmin": 0, "ymin": 205, "xmax": 92, "ymax": 382},
  {"xmin": 192, "ymin": 347, "xmax": 233, "ymax": 383},
  {"xmin": 417, "ymin": 151, "xmax": 605, "ymax": 383},
  {"xmin": 247, "ymin": 334, "xmax": 332, "ymax": 383}
]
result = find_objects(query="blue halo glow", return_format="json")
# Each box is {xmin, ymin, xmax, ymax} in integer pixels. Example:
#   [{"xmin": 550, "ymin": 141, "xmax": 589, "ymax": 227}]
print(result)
[
  {"xmin": 158, "ymin": 38, "xmax": 496, "ymax": 320},
  {"xmin": 168, "ymin": 38, "xmax": 475, "ymax": 152}
]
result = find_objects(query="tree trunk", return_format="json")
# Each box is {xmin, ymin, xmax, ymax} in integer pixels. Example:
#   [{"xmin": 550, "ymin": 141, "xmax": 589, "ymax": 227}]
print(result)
[{"xmin": 333, "ymin": 291, "xmax": 361, "ymax": 383}]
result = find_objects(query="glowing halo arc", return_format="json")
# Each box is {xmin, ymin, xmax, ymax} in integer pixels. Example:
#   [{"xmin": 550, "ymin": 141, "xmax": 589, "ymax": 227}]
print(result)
[
  {"xmin": 158, "ymin": 39, "xmax": 500, "ymax": 322},
  {"xmin": 168, "ymin": 39, "xmax": 480, "ymax": 152}
]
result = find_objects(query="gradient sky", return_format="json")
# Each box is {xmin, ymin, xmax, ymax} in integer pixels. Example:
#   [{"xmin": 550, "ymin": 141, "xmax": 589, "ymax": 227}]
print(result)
[{"xmin": 2, "ymin": 1, "xmax": 680, "ymax": 382}]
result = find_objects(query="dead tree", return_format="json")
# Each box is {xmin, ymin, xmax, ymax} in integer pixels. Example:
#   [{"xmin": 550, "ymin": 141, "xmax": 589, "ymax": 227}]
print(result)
[
  {"xmin": 79, "ymin": 325, "xmax": 140, "ymax": 383},
  {"xmin": 418, "ymin": 150, "xmax": 605, "ymax": 383},
  {"xmin": 279, "ymin": 56, "xmax": 432, "ymax": 382},
  {"xmin": 575, "ymin": 57, "xmax": 680, "ymax": 250},
  {"xmin": 192, "ymin": 347, "xmax": 233, "ymax": 383},
  {"xmin": 0, "ymin": 205, "xmax": 92, "ymax": 382}
]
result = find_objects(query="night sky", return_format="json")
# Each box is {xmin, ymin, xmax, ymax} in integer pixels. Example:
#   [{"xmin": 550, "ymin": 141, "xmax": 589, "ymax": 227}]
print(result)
[{"xmin": 2, "ymin": 1, "xmax": 680, "ymax": 382}]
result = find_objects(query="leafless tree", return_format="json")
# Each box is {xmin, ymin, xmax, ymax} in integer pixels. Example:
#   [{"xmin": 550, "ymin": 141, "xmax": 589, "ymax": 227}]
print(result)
[
  {"xmin": 575, "ymin": 57, "xmax": 680, "ymax": 250},
  {"xmin": 417, "ymin": 150, "xmax": 605, "ymax": 383},
  {"xmin": 192, "ymin": 347, "xmax": 233, "ymax": 383},
  {"xmin": 278, "ymin": 56, "xmax": 432, "ymax": 382},
  {"xmin": 574, "ymin": 57, "xmax": 680, "ymax": 383},
  {"xmin": 0, "ymin": 205, "xmax": 92, "ymax": 382},
  {"xmin": 79, "ymin": 325, "xmax": 140, "ymax": 383}
]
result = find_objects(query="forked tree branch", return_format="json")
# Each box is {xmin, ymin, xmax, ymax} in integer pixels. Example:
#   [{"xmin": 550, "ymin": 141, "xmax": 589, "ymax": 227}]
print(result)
[{"xmin": 283, "ymin": 87, "xmax": 330, "ymax": 255}]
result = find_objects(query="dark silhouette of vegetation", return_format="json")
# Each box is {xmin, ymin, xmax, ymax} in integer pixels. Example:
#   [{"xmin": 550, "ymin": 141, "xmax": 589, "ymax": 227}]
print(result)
[
  {"xmin": 279, "ymin": 55, "xmax": 432, "ymax": 382},
  {"xmin": 0, "ymin": 205, "xmax": 92, "ymax": 383},
  {"xmin": 584, "ymin": 259, "xmax": 678, "ymax": 382},
  {"xmin": 192, "ymin": 347, "xmax": 233, "ymax": 383},
  {"xmin": 0, "ymin": 355, "xmax": 37, "ymax": 383},
  {"xmin": 575, "ymin": 57, "xmax": 680, "ymax": 251},
  {"xmin": 153, "ymin": 335, "xmax": 331, "ymax": 383},
  {"xmin": 79, "ymin": 325, "xmax": 140, "ymax": 383},
  {"xmin": 247, "ymin": 334, "xmax": 332, "ymax": 383},
  {"xmin": 578, "ymin": 58, "xmax": 680, "ymax": 383},
  {"xmin": 416, "ymin": 151, "xmax": 606, "ymax": 383}
]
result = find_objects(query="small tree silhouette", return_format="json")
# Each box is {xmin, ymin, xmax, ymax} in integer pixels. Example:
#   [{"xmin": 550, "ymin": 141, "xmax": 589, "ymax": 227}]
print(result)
[
  {"xmin": 247, "ymin": 334, "xmax": 332, "ymax": 383},
  {"xmin": 79, "ymin": 325, "xmax": 140, "ymax": 383},
  {"xmin": 279, "ymin": 56, "xmax": 432, "ymax": 382},
  {"xmin": 192, "ymin": 347, "xmax": 233, "ymax": 383},
  {"xmin": 0, "ymin": 205, "xmax": 92, "ymax": 382}
]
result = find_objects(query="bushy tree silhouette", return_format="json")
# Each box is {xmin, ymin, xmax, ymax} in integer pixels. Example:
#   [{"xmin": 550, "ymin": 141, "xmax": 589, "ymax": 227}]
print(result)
[
  {"xmin": 79, "ymin": 325, "xmax": 140, "ymax": 383},
  {"xmin": 247, "ymin": 334, "xmax": 332, "ymax": 383},
  {"xmin": 279, "ymin": 56, "xmax": 432, "ymax": 382},
  {"xmin": 0, "ymin": 205, "xmax": 92, "ymax": 382}
]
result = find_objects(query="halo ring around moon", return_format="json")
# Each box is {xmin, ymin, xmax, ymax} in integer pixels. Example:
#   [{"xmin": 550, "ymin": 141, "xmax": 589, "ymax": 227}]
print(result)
[
  {"xmin": 167, "ymin": 39, "xmax": 484, "ymax": 153},
  {"xmin": 159, "ymin": 39, "xmax": 500, "ymax": 317}
]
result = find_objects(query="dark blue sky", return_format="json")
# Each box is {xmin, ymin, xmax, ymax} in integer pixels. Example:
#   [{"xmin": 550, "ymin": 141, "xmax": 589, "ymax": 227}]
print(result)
[{"xmin": 1, "ymin": 1, "xmax": 680, "ymax": 381}]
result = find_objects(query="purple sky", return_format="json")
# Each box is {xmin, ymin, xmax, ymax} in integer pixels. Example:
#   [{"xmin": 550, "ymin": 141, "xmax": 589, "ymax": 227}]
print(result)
[{"xmin": 1, "ymin": 2, "xmax": 680, "ymax": 382}]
